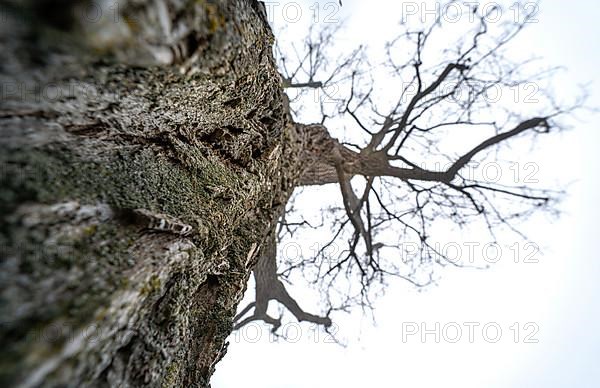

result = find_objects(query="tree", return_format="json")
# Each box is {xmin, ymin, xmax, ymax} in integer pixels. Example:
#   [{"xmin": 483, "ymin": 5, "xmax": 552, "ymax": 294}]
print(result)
[
  {"xmin": 233, "ymin": 2, "xmax": 581, "ymax": 337},
  {"xmin": 0, "ymin": 0, "xmax": 580, "ymax": 386}
]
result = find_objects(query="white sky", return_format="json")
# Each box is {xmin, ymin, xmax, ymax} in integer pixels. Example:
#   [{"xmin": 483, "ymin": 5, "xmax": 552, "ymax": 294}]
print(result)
[{"xmin": 213, "ymin": 1, "xmax": 600, "ymax": 387}]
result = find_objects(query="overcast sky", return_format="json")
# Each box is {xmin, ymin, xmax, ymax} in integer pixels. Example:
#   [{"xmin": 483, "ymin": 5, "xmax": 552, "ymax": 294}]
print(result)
[{"xmin": 213, "ymin": 1, "xmax": 600, "ymax": 387}]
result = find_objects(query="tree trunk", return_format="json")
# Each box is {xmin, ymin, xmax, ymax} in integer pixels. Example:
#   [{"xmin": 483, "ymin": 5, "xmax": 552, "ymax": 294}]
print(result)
[{"xmin": 0, "ymin": 1, "xmax": 304, "ymax": 386}]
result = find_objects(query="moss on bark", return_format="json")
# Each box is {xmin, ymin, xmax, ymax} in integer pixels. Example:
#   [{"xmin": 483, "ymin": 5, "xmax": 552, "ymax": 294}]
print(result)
[{"xmin": 0, "ymin": 0, "xmax": 300, "ymax": 386}]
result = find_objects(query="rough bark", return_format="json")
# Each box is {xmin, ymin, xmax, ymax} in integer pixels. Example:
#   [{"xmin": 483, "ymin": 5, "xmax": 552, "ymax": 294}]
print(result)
[{"xmin": 0, "ymin": 1, "xmax": 308, "ymax": 386}]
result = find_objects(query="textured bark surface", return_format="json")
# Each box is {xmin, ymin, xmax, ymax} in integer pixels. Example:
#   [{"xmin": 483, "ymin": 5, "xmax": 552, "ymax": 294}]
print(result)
[{"xmin": 0, "ymin": 1, "xmax": 306, "ymax": 386}]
